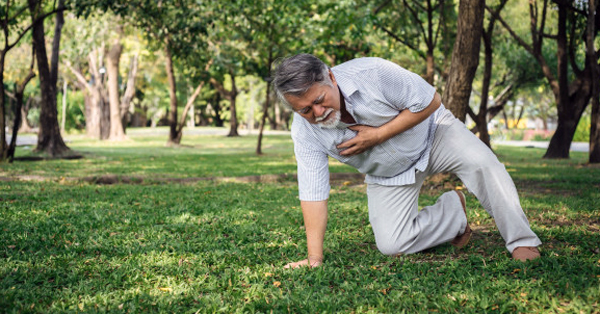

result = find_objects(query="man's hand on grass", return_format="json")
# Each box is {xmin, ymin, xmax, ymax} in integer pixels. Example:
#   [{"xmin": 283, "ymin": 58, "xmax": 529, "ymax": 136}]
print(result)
[{"xmin": 284, "ymin": 257, "xmax": 323, "ymax": 269}]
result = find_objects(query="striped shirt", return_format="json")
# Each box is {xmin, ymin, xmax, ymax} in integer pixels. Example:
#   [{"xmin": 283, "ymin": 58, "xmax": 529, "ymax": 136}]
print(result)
[{"xmin": 291, "ymin": 57, "xmax": 443, "ymax": 201}]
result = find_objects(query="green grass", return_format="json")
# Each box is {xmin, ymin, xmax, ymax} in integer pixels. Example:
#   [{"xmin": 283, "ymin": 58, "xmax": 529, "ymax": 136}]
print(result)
[{"xmin": 1, "ymin": 132, "xmax": 599, "ymax": 313}]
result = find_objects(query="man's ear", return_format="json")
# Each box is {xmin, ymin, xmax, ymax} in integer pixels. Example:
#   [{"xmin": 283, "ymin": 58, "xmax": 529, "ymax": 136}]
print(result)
[{"xmin": 329, "ymin": 69, "xmax": 337, "ymax": 84}]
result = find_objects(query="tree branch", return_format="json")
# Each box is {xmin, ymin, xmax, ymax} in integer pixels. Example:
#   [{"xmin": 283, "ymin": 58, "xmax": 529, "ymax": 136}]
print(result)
[
  {"xmin": 486, "ymin": 5, "xmax": 534, "ymax": 55},
  {"xmin": 8, "ymin": 5, "xmax": 67, "ymax": 51},
  {"xmin": 373, "ymin": 0, "xmax": 392, "ymax": 14},
  {"xmin": 375, "ymin": 24, "xmax": 426, "ymax": 60},
  {"xmin": 64, "ymin": 62, "xmax": 92, "ymax": 93}
]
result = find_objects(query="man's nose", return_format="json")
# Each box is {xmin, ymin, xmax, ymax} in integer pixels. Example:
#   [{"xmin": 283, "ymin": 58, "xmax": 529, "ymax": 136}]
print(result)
[{"xmin": 313, "ymin": 104, "xmax": 326, "ymax": 117}]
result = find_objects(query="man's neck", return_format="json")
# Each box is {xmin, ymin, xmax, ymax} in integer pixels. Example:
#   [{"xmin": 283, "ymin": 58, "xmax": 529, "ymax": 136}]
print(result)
[{"xmin": 339, "ymin": 87, "xmax": 356, "ymax": 124}]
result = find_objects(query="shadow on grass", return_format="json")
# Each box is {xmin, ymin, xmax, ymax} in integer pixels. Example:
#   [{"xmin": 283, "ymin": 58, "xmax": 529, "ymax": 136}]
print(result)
[{"xmin": 1, "ymin": 177, "xmax": 599, "ymax": 313}]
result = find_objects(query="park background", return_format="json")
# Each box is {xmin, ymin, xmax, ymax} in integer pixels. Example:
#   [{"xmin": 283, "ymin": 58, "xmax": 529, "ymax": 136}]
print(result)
[{"xmin": 1, "ymin": 0, "xmax": 600, "ymax": 313}]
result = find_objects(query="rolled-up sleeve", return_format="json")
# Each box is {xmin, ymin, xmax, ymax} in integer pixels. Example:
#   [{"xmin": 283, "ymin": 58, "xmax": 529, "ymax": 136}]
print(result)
[{"xmin": 377, "ymin": 59, "xmax": 435, "ymax": 113}]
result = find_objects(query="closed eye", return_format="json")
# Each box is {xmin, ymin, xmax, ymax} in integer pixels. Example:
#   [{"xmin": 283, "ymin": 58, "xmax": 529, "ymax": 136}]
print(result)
[{"xmin": 298, "ymin": 106, "xmax": 312, "ymax": 114}]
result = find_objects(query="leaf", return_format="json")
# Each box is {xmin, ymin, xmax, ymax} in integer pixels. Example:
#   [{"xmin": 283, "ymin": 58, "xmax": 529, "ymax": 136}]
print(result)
[{"xmin": 158, "ymin": 287, "xmax": 172, "ymax": 292}]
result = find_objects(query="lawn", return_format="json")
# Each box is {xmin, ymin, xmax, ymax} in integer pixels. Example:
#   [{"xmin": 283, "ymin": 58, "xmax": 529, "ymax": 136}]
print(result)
[{"xmin": 1, "ymin": 130, "xmax": 599, "ymax": 313}]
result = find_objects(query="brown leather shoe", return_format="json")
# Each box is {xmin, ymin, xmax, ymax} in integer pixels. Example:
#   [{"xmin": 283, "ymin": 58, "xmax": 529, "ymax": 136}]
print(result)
[
  {"xmin": 450, "ymin": 190, "xmax": 472, "ymax": 248},
  {"xmin": 512, "ymin": 246, "xmax": 540, "ymax": 261}
]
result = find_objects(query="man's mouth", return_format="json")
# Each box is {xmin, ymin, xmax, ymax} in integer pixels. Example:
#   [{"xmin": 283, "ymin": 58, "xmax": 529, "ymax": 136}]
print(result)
[{"xmin": 315, "ymin": 108, "xmax": 334, "ymax": 123}]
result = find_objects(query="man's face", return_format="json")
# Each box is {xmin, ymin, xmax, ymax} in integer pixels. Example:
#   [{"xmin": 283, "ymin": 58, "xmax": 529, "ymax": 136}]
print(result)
[{"xmin": 285, "ymin": 71, "xmax": 341, "ymax": 127}]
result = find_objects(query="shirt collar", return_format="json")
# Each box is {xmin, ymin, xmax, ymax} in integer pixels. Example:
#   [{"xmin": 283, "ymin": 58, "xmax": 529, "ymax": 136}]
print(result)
[{"xmin": 331, "ymin": 67, "xmax": 359, "ymax": 98}]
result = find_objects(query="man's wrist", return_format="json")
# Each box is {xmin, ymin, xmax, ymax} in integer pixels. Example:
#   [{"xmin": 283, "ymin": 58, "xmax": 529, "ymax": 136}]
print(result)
[{"xmin": 308, "ymin": 254, "xmax": 323, "ymax": 263}]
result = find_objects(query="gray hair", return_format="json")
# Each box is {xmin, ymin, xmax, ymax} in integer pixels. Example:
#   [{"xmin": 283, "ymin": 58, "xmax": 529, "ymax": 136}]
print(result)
[{"xmin": 272, "ymin": 54, "xmax": 332, "ymax": 109}]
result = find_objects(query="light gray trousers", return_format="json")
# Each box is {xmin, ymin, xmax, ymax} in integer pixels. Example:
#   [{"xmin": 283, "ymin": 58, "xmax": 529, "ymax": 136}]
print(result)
[{"xmin": 367, "ymin": 109, "xmax": 542, "ymax": 255}]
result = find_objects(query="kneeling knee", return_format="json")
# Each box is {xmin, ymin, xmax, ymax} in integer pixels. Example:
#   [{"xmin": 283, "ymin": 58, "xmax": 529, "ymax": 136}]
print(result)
[{"xmin": 375, "ymin": 239, "xmax": 410, "ymax": 256}]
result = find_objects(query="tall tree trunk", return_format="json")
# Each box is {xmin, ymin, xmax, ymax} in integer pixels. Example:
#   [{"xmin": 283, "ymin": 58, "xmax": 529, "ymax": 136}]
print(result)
[
  {"xmin": 164, "ymin": 45, "xmax": 179, "ymax": 145},
  {"xmin": 18, "ymin": 99, "xmax": 34, "ymax": 134},
  {"xmin": 256, "ymin": 80, "xmax": 271, "ymax": 155},
  {"xmin": 213, "ymin": 92, "xmax": 223, "ymax": 127},
  {"xmin": 442, "ymin": 0, "xmax": 484, "ymax": 122},
  {"xmin": 120, "ymin": 53, "xmax": 139, "ymax": 129},
  {"xmin": 256, "ymin": 49, "xmax": 273, "ymax": 155},
  {"xmin": 470, "ymin": 0, "xmax": 508, "ymax": 148},
  {"xmin": 544, "ymin": 1, "xmax": 572, "ymax": 158},
  {"xmin": 107, "ymin": 40, "xmax": 126, "ymax": 140},
  {"xmin": 174, "ymin": 60, "xmax": 213, "ymax": 143},
  {"xmin": 28, "ymin": 0, "xmax": 70, "ymax": 156},
  {"xmin": 588, "ymin": 0, "xmax": 600, "ymax": 163},
  {"xmin": 0, "ymin": 53, "xmax": 7, "ymax": 160},
  {"xmin": 425, "ymin": 52, "xmax": 435, "ymax": 85},
  {"xmin": 227, "ymin": 73, "xmax": 239, "ymax": 137},
  {"xmin": 8, "ymin": 47, "xmax": 37, "ymax": 161}
]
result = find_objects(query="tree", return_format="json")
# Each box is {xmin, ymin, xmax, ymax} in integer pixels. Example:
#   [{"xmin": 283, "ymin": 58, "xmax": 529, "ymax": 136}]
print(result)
[
  {"xmin": 1, "ymin": 0, "xmax": 64, "ymax": 160},
  {"xmin": 371, "ymin": 0, "xmax": 457, "ymax": 85},
  {"xmin": 65, "ymin": 46, "xmax": 110, "ymax": 139},
  {"xmin": 105, "ymin": 25, "xmax": 125, "ymax": 140},
  {"xmin": 6, "ymin": 46, "xmax": 36, "ymax": 162},
  {"xmin": 442, "ymin": 0, "xmax": 484, "ymax": 121},
  {"xmin": 224, "ymin": 0, "xmax": 313, "ymax": 154},
  {"xmin": 28, "ymin": 0, "xmax": 71, "ymax": 156},
  {"xmin": 587, "ymin": 0, "xmax": 600, "ymax": 163},
  {"xmin": 78, "ymin": 0, "xmax": 212, "ymax": 145},
  {"xmin": 466, "ymin": 0, "xmax": 509, "ymax": 147},
  {"xmin": 493, "ymin": 0, "xmax": 597, "ymax": 159}
]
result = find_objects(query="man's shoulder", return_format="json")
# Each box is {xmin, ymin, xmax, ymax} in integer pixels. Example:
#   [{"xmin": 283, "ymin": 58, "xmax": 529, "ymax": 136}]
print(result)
[
  {"xmin": 332, "ymin": 57, "xmax": 389, "ymax": 72},
  {"xmin": 291, "ymin": 113, "xmax": 317, "ymax": 141}
]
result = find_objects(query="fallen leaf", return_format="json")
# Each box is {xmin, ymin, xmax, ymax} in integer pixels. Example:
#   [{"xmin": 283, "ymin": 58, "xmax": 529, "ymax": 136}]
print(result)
[
  {"xmin": 273, "ymin": 281, "xmax": 281, "ymax": 287},
  {"xmin": 158, "ymin": 287, "xmax": 172, "ymax": 292}
]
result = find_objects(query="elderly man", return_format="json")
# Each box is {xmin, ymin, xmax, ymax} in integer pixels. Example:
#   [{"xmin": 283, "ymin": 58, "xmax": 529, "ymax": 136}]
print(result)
[{"xmin": 273, "ymin": 54, "xmax": 541, "ymax": 268}]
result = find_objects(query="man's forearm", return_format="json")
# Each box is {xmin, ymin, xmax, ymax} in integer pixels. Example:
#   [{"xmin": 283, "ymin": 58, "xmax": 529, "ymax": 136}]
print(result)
[
  {"xmin": 376, "ymin": 92, "xmax": 442, "ymax": 143},
  {"xmin": 338, "ymin": 92, "xmax": 442, "ymax": 156},
  {"xmin": 300, "ymin": 200, "xmax": 328, "ymax": 262}
]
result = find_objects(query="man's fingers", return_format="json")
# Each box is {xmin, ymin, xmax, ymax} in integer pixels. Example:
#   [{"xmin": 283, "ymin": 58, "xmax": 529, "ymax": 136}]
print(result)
[
  {"xmin": 337, "ymin": 139, "xmax": 355, "ymax": 149},
  {"xmin": 284, "ymin": 259, "xmax": 309, "ymax": 269},
  {"xmin": 348, "ymin": 125, "xmax": 365, "ymax": 131},
  {"xmin": 340, "ymin": 147, "xmax": 362, "ymax": 156}
]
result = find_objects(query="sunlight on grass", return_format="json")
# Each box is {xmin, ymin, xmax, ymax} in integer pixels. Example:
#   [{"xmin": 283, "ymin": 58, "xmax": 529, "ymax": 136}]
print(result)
[{"xmin": 1, "ymin": 134, "xmax": 599, "ymax": 312}]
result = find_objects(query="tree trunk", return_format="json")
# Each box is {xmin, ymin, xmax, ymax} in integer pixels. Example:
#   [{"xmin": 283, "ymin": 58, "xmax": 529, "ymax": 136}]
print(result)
[
  {"xmin": 174, "ymin": 78, "xmax": 210, "ymax": 143},
  {"xmin": 544, "ymin": 89, "xmax": 591, "ymax": 158},
  {"xmin": 441, "ymin": 0, "xmax": 484, "ymax": 122},
  {"xmin": 28, "ymin": 0, "xmax": 70, "ymax": 156},
  {"xmin": 8, "ymin": 70, "xmax": 36, "ymax": 162},
  {"xmin": 18, "ymin": 99, "xmax": 34, "ymax": 134},
  {"xmin": 425, "ymin": 51, "xmax": 435, "ymax": 85},
  {"xmin": 164, "ymin": 45, "xmax": 179, "ymax": 145},
  {"xmin": 257, "ymin": 49, "xmax": 274, "ymax": 155},
  {"xmin": 213, "ymin": 92, "xmax": 223, "ymax": 127},
  {"xmin": 107, "ymin": 40, "xmax": 126, "ymax": 140},
  {"xmin": 227, "ymin": 73, "xmax": 239, "ymax": 137},
  {"xmin": 0, "ymin": 52, "xmax": 7, "ymax": 161},
  {"xmin": 256, "ymin": 80, "xmax": 271, "ymax": 155},
  {"xmin": 588, "ymin": 0, "xmax": 600, "ymax": 163},
  {"xmin": 120, "ymin": 53, "xmax": 139, "ymax": 129}
]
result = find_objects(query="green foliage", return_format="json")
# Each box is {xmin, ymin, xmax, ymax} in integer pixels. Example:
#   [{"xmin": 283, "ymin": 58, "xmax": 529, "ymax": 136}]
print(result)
[
  {"xmin": 56, "ymin": 89, "xmax": 86, "ymax": 131},
  {"xmin": 1, "ymin": 135, "xmax": 599, "ymax": 313},
  {"xmin": 573, "ymin": 114, "xmax": 591, "ymax": 143}
]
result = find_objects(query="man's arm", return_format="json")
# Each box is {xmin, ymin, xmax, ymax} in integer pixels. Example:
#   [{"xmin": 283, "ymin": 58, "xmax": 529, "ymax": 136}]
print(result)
[
  {"xmin": 284, "ymin": 200, "xmax": 328, "ymax": 268},
  {"xmin": 337, "ymin": 92, "xmax": 442, "ymax": 156}
]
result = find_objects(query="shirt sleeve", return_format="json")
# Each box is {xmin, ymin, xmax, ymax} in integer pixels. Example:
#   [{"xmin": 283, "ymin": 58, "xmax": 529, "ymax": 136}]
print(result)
[
  {"xmin": 291, "ymin": 118, "xmax": 331, "ymax": 202},
  {"xmin": 376, "ymin": 59, "xmax": 436, "ymax": 113}
]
